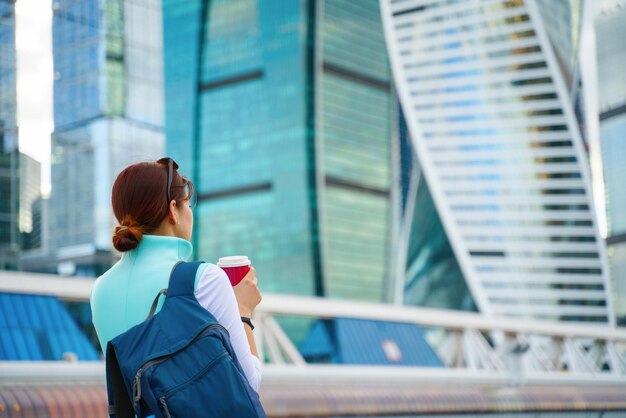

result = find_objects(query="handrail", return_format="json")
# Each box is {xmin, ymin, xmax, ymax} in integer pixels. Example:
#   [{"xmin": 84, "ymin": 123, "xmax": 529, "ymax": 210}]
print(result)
[
  {"xmin": 2, "ymin": 270, "xmax": 625, "ymax": 380},
  {"xmin": 0, "ymin": 270, "xmax": 93, "ymax": 302},
  {"xmin": 1, "ymin": 270, "xmax": 624, "ymax": 341},
  {"xmin": 256, "ymin": 294, "xmax": 626, "ymax": 341}
]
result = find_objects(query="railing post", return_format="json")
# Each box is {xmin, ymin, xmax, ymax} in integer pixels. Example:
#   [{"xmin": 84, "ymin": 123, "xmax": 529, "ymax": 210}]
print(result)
[
  {"xmin": 502, "ymin": 332, "xmax": 528, "ymax": 385},
  {"xmin": 438, "ymin": 330, "xmax": 465, "ymax": 368},
  {"xmin": 606, "ymin": 341, "xmax": 626, "ymax": 375},
  {"xmin": 264, "ymin": 316, "xmax": 307, "ymax": 366}
]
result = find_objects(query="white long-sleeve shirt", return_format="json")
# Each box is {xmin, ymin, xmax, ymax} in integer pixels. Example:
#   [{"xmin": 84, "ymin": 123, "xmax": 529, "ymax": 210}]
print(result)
[{"xmin": 194, "ymin": 264, "xmax": 262, "ymax": 392}]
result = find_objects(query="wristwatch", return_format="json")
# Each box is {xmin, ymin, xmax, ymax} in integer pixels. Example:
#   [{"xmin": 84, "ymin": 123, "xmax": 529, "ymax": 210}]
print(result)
[{"xmin": 241, "ymin": 316, "xmax": 255, "ymax": 330}]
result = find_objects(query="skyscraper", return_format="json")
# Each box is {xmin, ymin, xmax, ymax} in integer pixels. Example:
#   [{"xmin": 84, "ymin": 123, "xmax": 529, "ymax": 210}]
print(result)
[
  {"xmin": 17, "ymin": 153, "xmax": 43, "ymax": 256},
  {"xmin": 382, "ymin": 0, "xmax": 614, "ymax": 324},
  {"xmin": 19, "ymin": 153, "xmax": 41, "ymax": 237},
  {"xmin": 596, "ymin": 0, "xmax": 626, "ymax": 325},
  {"xmin": 0, "ymin": 0, "xmax": 19, "ymax": 270},
  {"xmin": 393, "ymin": 110, "xmax": 474, "ymax": 311},
  {"xmin": 37, "ymin": 0, "xmax": 165, "ymax": 276},
  {"xmin": 162, "ymin": 0, "xmax": 393, "ymax": 301}
]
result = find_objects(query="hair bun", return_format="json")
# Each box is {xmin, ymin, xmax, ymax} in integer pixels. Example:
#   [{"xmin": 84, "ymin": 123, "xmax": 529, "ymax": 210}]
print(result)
[{"xmin": 112, "ymin": 224, "xmax": 143, "ymax": 252}]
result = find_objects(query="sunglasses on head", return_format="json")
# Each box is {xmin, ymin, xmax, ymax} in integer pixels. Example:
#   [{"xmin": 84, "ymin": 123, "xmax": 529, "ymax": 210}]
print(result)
[{"xmin": 157, "ymin": 157, "xmax": 179, "ymax": 204}]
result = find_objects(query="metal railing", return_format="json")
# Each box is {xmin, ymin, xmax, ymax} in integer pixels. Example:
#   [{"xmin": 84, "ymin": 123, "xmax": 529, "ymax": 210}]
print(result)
[
  {"xmin": 255, "ymin": 294, "xmax": 626, "ymax": 387},
  {"xmin": 2, "ymin": 270, "xmax": 626, "ymax": 387}
]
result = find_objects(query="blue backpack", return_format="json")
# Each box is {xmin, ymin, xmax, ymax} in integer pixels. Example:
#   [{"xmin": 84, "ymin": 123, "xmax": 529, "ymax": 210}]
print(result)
[{"xmin": 105, "ymin": 261, "xmax": 267, "ymax": 418}]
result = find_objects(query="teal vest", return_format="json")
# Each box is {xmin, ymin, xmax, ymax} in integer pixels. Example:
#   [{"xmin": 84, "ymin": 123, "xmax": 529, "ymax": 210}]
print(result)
[{"xmin": 90, "ymin": 235, "xmax": 208, "ymax": 354}]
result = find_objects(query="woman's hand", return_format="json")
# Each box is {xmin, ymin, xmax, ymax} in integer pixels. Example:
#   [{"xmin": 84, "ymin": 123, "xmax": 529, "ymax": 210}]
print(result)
[{"xmin": 233, "ymin": 267, "xmax": 262, "ymax": 317}]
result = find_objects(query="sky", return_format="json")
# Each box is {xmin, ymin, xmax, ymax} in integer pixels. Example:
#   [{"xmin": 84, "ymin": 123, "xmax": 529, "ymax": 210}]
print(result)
[{"xmin": 15, "ymin": 0, "xmax": 53, "ymax": 196}]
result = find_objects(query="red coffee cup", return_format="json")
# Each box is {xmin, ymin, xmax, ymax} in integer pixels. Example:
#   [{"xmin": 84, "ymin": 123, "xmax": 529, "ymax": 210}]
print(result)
[{"xmin": 217, "ymin": 256, "xmax": 251, "ymax": 286}]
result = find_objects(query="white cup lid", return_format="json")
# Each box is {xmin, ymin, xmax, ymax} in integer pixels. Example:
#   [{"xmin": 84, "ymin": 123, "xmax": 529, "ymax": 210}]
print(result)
[{"xmin": 217, "ymin": 255, "xmax": 250, "ymax": 267}]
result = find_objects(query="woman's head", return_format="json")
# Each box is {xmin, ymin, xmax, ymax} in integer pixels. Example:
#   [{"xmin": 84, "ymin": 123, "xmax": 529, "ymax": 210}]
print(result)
[{"xmin": 112, "ymin": 158, "xmax": 196, "ymax": 252}]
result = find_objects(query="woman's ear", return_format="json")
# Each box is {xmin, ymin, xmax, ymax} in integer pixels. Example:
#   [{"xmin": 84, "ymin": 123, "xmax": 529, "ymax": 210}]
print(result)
[{"xmin": 168, "ymin": 200, "xmax": 178, "ymax": 224}]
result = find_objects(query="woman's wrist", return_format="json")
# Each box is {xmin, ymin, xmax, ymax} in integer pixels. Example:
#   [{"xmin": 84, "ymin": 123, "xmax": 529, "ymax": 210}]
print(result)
[{"xmin": 238, "ymin": 306, "xmax": 253, "ymax": 317}]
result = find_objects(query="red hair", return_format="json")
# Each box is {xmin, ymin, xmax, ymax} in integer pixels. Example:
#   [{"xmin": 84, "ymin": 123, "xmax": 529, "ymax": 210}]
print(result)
[{"xmin": 111, "ymin": 160, "xmax": 195, "ymax": 252}]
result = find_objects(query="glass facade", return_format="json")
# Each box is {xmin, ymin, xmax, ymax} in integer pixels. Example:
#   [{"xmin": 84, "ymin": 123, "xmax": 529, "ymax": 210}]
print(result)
[
  {"xmin": 596, "ymin": 0, "xmax": 626, "ymax": 324},
  {"xmin": 172, "ymin": 0, "xmax": 316, "ymax": 296},
  {"xmin": 601, "ymin": 115, "xmax": 626, "ymax": 236},
  {"xmin": 0, "ymin": 0, "xmax": 16, "ymax": 148},
  {"xmin": 52, "ymin": 0, "xmax": 100, "ymax": 129},
  {"xmin": 43, "ymin": 0, "xmax": 164, "ymax": 276},
  {"xmin": 50, "ymin": 127, "xmax": 96, "ymax": 250},
  {"xmin": 535, "ymin": 0, "xmax": 581, "ymax": 87},
  {"xmin": 51, "ymin": 0, "xmax": 104, "ymax": 264},
  {"xmin": 52, "ymin": 0, "xmax": 163, "ymax": 133},
  {"xmin": 382, "ymin": 0, "xmax": 612, "ymax": 323},
  {"xmin": 319, "ymin": 0, "xmax": 392, "ymax": 301},
  {"xmin": 399, "ymin": 115, "xmax": 474, "ymax": 311},
  {"xmin": 535, "ymin": 0, "xmax": 589, "ymax": 147},
  {"xmin": 596, "ymin": 0, "xmax": 626, "ymax": 114},
  {"xmin": 163, "ymin": 0, "xmax": 392, "ymax": 302},
  {"xmin": 18, "ymin": 154, "xmax": 41, "ymax": 235},
  {"xmin": 0, "ymin": 0, "xmax": 19, "ymax": 270},
  {"xmin": 607, "ymin": 241, "xmax": 626, "ymax": 325}
]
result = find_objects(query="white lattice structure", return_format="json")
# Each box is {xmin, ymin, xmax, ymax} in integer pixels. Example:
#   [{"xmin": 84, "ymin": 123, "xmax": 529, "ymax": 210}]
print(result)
[{"xmin": 380, "ymin": 0, "xmax": 615, "ymax": 324}]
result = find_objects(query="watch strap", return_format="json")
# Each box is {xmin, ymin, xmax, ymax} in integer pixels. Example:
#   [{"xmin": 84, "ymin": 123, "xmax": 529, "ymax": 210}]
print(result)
[{"xmin": 241, "ymin": 316, "xmax": 255, "ymax": 330}]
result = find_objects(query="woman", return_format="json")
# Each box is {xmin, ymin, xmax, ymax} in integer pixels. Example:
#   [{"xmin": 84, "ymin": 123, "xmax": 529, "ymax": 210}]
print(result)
[{"xmin": 90, "ymin": 157, "xmax": 262, "ymax": 392}]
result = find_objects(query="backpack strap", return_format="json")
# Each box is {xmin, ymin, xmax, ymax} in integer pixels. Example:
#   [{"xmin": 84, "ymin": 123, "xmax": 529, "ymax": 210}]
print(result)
[
  {"xmin": 106, "ymin": 343, "xmax": 135, "ymax": 418},
  {"xmin": 145, "ymin": 288, "xmax": 167, "ymax": 320},
  {"xmin": 166, "ymin": 260, "xmax": 204, "ymax": 297}
]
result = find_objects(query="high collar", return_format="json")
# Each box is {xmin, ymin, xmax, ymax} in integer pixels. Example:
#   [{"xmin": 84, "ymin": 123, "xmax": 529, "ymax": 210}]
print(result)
[{"xmin": 123, "ymin": 234, "xmax": 193, "ymax": 262}]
